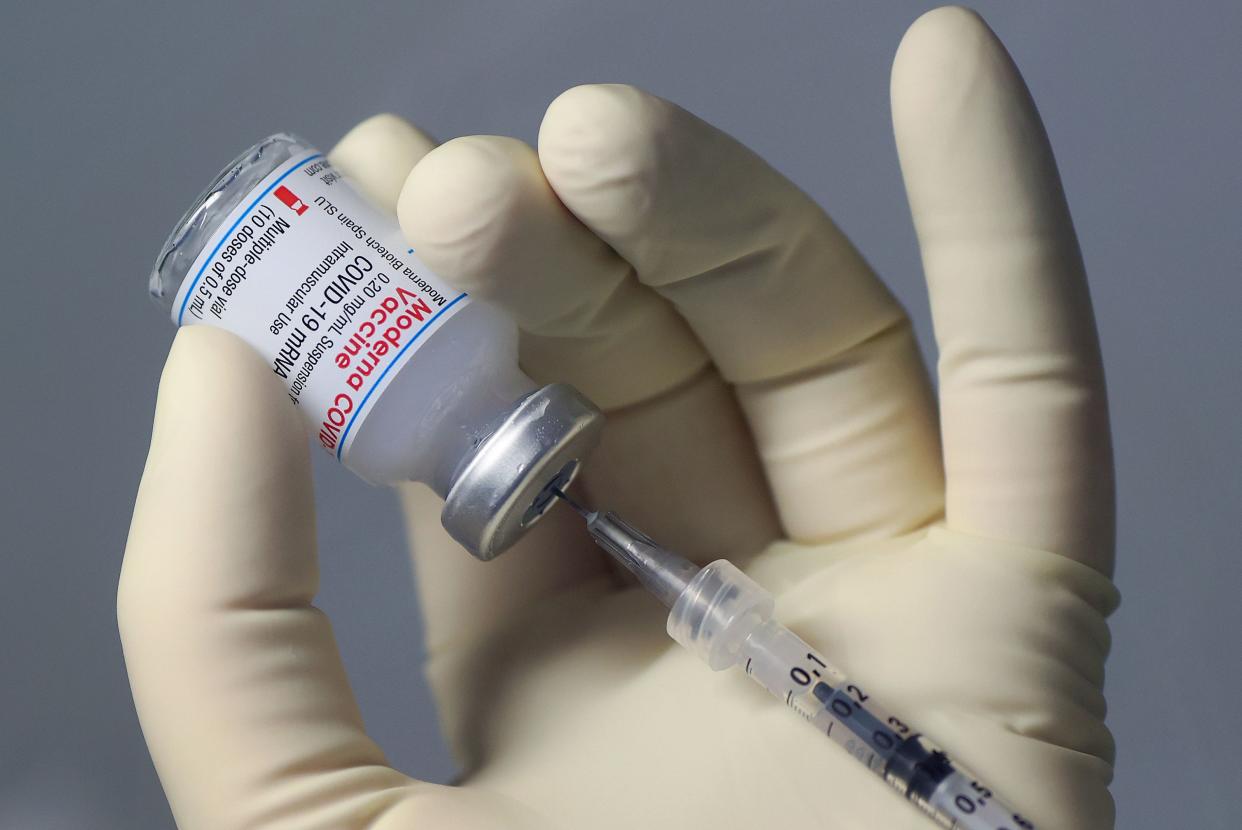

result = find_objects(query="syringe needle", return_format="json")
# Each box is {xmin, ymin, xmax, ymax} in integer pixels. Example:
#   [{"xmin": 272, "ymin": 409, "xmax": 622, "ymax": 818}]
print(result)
[{"xmin": 550, "ymin": 486, "xmax": 591, "ymax": 518}]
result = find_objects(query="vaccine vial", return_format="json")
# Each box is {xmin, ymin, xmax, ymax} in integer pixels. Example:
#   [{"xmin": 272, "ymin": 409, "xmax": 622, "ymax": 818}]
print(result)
[{"xmin": 150, "ymin": 133, "xmax": 602, "ymax": 560}]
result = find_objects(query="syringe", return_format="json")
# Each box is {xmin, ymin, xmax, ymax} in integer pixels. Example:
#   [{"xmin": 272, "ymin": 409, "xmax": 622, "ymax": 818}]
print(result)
[{"xmin": 553, "ymin": 490, "xmax": 1036, "ymax": 830}]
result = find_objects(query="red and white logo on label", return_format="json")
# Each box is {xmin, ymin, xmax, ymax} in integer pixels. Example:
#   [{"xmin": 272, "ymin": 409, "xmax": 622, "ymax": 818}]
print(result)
[{"xmin": 274, "ymin": 185, "xmax": 309, "ymax": 216}]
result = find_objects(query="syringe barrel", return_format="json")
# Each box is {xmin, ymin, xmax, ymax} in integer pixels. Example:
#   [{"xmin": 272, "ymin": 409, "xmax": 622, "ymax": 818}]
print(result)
[
  {"xmin": 664, "ymin": 559, "xmax": 1037, "ymax": 830},
  {"xmin": 666, "ymin": 559, "xmax": 775, "ymax": 670}
]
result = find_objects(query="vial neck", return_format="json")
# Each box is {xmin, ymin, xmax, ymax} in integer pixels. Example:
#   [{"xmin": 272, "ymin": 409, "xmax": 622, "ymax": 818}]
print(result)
[{"xmin": 425, "ymin": 362, "xmax": 538, "ymax": 497}]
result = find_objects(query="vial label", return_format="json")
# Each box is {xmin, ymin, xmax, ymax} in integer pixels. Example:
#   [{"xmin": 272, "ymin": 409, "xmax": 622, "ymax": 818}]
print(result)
[{"xmin": 172, "ymin": 151, "xmax": 468, "ymax": 463}]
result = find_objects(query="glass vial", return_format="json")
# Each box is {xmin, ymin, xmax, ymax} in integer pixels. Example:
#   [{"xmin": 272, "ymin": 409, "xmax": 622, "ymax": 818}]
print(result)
[{"xmin": 150, "ymin": 133, "xmax": 601, "ymax": 559}]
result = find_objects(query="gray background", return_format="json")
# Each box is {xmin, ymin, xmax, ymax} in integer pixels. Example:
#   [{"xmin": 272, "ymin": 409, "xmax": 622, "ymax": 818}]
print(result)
[{"xmin": 2, "ymin": 2, "xmax": 1238, "ymax": 828}]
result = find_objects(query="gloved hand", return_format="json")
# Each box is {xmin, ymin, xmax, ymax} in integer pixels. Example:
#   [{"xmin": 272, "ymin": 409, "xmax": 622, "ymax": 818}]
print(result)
[{"xmin": 120, "ymin": 8, "xmax": 1119, "ymax": 829}]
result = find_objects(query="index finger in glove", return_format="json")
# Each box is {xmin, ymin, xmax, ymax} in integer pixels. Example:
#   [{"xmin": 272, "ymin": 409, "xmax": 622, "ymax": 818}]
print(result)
[{"xmin": 891, "ymin": 7, "xmax": 1114, "ymax": 572}]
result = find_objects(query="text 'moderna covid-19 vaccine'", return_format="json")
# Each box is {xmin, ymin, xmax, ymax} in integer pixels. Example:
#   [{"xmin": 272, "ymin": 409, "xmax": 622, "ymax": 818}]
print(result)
[{"xmin": 150, "ymin": 133, "xmax": 602, "ymax": 560}]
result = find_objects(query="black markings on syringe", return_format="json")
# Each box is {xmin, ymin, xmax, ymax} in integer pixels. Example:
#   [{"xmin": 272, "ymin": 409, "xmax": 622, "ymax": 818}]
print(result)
[
  {"xmin": 789, "ymin": 650, "xmax": 828, "ymax": 687},
  {"xmin": 811, "ymin": 681, "xmax": 903, "ymax": 759}
]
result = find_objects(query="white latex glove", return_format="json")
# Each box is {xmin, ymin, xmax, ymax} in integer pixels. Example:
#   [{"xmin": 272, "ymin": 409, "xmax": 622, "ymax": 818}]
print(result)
[{"xmin": 120, "ymin": 8, "xmax": 1119, "ymax": 829}]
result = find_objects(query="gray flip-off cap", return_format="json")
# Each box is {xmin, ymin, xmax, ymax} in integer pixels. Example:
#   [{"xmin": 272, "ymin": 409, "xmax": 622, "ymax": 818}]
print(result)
[{"xmin": 441, "ymin": 383, "xmax": 604, "ymax": 560}]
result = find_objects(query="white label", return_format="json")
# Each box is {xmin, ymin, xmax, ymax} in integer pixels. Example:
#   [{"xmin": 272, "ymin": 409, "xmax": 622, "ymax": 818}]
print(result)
[{"xmin": 173, "ymin": 151, "xmax": 468, "ymax": 463}]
